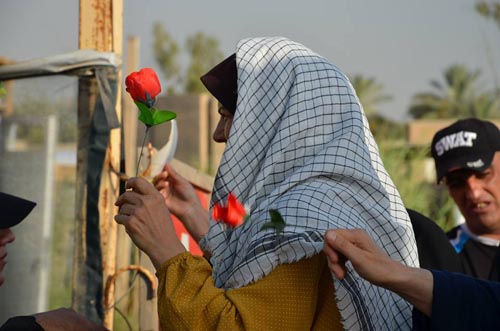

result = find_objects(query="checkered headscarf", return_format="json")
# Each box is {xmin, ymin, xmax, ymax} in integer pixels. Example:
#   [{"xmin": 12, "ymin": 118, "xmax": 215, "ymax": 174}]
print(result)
[{"xmin": 199, "ymin": 37, "xmax": 419, "ymax": 330}]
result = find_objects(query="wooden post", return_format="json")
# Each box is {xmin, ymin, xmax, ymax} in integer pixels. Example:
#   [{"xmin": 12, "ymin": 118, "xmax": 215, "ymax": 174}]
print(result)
[
  {"xmin": 72, "ymin": 76, "xmax": 97, "ymax": 312},
  {"xmin": 138, "ymin": 256, "xmax": 159, "ymax": 331},
  {"xmin": 123, "ymin": 36, "xmax": 139, "ymax": 176},
  {"xmin": 113, "ymin": 35, "xmax": 140, "ymax": 329},
  {"xmin": 198, "ymin": 94, "xmax": 210, "ymax": 172},
  {"xmin": 73, "ymin": 0, "xmax": 122, "ymax": 330}
]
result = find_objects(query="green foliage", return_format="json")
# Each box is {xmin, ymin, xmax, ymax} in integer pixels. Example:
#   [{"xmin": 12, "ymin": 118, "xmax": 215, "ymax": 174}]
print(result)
[
  {"xmin": 349, "ymin": 74, "xmax": 405, "ymax": 142},
  {"xmin": 0, "ymin": 81, "xmax": 6, "ymax": 97},
  {"xmin": 476, "ymin": 1, "xmax": 500, "ymax": 29},
  {"xmin": 261, "ymin": 209, "xmax": 286, "ymax": 236},
  {"xmin": 369, "ymin": 114, "xmax": 406, "ymax": 142},
  {"xmin": 152, "ymin": 23, "xmax": 223, "ymax": 94},
  {"xmin": 11, "ymin": 95, "xmax": 77, "ymax": 144},
  {"xmin": 134, "ymin": 101, "xmax": 176, "ymax": 127},
  {"xmin": 408, "ymin": 64, "xmax": 500, "ymax": 119},
  {"xmin": 185, "ymin": 32, "xmax": 224, "ymax": 93},
  {"xmin": 349, "ymin": 74, "xmax": 392, "ymax": 117},
  {"xmin": 153, "ymin": 22, "xmax": 180, "ymax": 93},
  {"xmin": 378, "ymin": 141, "xmax": 456, "ymax": 230},
  {"xmin": 49, "ymin": 178, "xmax": 75, "ymax": 309}
]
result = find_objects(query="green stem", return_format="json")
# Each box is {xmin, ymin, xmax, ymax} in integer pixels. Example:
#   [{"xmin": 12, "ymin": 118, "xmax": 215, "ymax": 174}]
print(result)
[{"xmin": 135, "ymin": 126, "xmax": 151, "ymax": 177}]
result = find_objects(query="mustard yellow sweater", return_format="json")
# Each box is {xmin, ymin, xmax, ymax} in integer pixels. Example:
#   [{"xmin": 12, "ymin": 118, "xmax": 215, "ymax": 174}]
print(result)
[{"xmin": 156, "ymin": 252, "xmax": 343, "ymax": 331}]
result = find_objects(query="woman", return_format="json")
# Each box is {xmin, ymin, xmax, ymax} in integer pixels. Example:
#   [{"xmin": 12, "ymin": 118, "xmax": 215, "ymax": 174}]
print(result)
[{"xmin": 115, "ymin": 37, "xmax": 419, "ymax": 330}]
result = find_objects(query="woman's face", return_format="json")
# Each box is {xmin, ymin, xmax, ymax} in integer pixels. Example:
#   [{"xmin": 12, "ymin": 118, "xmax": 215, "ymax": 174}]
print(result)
[{"xmin": 213, "ymin": 106, "xmax": 234, "ymax": 143}]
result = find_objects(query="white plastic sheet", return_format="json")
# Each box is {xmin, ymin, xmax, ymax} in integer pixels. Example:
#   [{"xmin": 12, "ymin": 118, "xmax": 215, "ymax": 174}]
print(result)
[{"xmin": 0, "ymin": 49, "xmax": 121, "ymax": 80}]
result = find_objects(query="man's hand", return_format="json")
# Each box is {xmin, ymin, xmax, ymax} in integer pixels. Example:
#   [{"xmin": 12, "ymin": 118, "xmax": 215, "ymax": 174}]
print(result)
[
  {"xmin": 323, "ymin": 229, "xmax": 403, "ymax": 287},
  {"xmin": 323, "ymin": 229, "xmax": 434, "ymax": 317}
]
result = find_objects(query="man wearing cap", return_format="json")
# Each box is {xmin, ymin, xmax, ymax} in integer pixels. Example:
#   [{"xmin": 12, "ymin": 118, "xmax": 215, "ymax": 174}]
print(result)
[
  {"xmin": 431, "ymin": 118, "xmax": 500, "ymax": 281},
  {"xmin": 0, "ymin": 192, "xmax": 107, "ymax": 331}
]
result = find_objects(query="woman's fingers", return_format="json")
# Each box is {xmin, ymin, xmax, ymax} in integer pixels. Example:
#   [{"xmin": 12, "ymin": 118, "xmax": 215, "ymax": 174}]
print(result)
[
  {"xmin": 152, "ymin": 164, "xmax": 182, "ymax": 197},
  {"xmin": 125, "ymin": 177, "xmax": 157, "ymax": 195},
  {"xmin": 152, "ymin": 168, "xmax": 168, "ymax": 186},
  {"xmin": 114, "ymin": 213, "xmax": 130, "ymax": 225},
  {"xmin": 118, "ymin": 203, "xmax": 135, "ymax": 216},
  {"xmin": 115, "ymin": 189, "xmax": 141, "ymax": 207},
  {"xmin": 115, "ymin": 178, "xmax": 163, "ymax": 222},
  {"xmin": 114, "ymin": 200, "xmax": 137, "ymax": 224},
  {"xmin": 152, "ymin": 164, "xmax": 178, "ymax": 184},
  {"xmin": 164, "ymin": 163, "xmax": 180, "ymax": 180}
]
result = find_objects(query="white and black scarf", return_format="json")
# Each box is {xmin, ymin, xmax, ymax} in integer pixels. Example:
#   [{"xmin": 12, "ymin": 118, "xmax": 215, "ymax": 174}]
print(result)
[{"xmin": 199, "ymin": 37, "xmax": 419, "ymax": 331}]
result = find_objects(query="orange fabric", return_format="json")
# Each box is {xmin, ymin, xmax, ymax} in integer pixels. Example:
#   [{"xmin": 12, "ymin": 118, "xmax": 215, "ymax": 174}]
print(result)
[{"xmin": 171, "ymin": 189, "xmax": 209, "ymax": 256}]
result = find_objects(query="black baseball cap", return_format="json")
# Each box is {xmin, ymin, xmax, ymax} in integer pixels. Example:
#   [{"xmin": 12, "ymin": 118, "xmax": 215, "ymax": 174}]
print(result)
[
  {"xmin": 0, "ymin": 192, "xmax": 36, "ymax": 229},
  {"xmin": 431, "ymin": 118, "xmax": 500, "ymax": 183},
  {"xmin": 200, "ymin": 53, "xmax": 238, "ymax": 114}
]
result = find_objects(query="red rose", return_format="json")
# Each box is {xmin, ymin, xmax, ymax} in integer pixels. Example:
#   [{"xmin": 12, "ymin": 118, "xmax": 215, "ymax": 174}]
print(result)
[
  {"xmin": 212, "ymin": 193, "xmax": 246, "ymax": 228},
  {"xmin": 125, "ymin": 68, "xmax": 161, "ymax": 107}
]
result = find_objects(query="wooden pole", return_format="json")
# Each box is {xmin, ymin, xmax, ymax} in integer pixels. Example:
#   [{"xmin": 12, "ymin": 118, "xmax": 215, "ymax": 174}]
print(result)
[
  {"xmin": 74, "ymin": 0, "xmax": 122, "ymax": 329},
  {"xmin": 198, "ymin": 94, "xmax": 210, "ymax": 172},
  {"xmin": 112, "ymin": 35, "xmax": 140, "ymax": 330},
  {"xmin": 72, "ymin": 75, "xmax": 97, "ymax": 313},
  {"xmin": 123, "ymin": 36, "xmax": 139, "ymax": 176}
]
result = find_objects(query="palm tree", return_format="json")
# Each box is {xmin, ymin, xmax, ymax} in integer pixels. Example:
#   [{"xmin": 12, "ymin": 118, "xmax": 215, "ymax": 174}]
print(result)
[
  {"xmin": 349, "ymin": 74, "xmax": 404, "ymax": 139},
  {"xmin": 408, "ymin": 64, "xmax": 499, "ymax": 119},
  {"xmin": 476, "ymin": 1, "xmax": 500, "ymax": 29},
  {"xmin": 469, "ymin": 91, "xmax": 500, "ymax": 118},
  {"xmin": 349, "ymin": 74, "xmax": 392, "ymax": 118}
]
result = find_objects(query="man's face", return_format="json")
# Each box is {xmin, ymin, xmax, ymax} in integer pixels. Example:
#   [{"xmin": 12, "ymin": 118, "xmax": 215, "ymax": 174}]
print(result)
[
  {"xmin": 445, "ymin": 152, "xmax": 500, "ymax": 238},
  {"xmin": 0, "ymin": 228, "xmax": 15, "ymax": 286}
]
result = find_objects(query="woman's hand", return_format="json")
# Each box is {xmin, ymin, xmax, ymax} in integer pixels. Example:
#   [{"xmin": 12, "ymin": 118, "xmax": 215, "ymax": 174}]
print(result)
[
  {"xmin": 115, "ymin": 177, "xmax": 186, "ymax": 270},
  {"xmin": 153, "ymin": 164, "xmax": 209, "ymax": 242}
]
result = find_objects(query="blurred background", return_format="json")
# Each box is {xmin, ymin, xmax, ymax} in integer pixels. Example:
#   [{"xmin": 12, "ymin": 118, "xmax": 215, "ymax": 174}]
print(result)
[{"xmin": 0, "ymin": 1, "xmax": 499, "ymax": 330}]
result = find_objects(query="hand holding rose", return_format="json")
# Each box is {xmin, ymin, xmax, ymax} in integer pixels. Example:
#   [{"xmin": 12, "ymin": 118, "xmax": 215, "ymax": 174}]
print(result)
[{"xmin": 115, "ymin": 177, "xmax": 186, "ymax": 270}]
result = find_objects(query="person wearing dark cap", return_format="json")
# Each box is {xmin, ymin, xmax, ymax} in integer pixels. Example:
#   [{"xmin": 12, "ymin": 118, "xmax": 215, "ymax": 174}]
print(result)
[
  {"xmin": 431, "ymin": 118, "xmax": 500, "ymax": 281},
  {"xmin": 118, "ymin": 37, "xmax": 419, "ymax": 330},
  {"xmin": 0, "ymin": 192, "xmax": 108, "ymax": 331},
  {"xmin": 0, "ymin": 192, "xmax": 36, "ymax": 287}
]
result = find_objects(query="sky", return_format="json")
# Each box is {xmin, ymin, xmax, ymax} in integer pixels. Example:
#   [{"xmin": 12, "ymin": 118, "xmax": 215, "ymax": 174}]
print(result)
[{"xmin": 1, "ymin": 0, "xmax": 499, "ymax": 121}]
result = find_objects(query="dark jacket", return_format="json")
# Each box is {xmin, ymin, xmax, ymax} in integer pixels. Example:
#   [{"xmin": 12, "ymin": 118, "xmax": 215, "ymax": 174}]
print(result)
[
  {"xmin": 413, "ymin": 270, "xmax": 500, "ymax": 330},
  {"xmin": 407, "ymin": 209, "xmax": 462, "ymax": 272}
]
